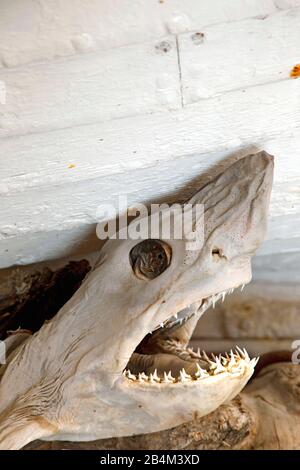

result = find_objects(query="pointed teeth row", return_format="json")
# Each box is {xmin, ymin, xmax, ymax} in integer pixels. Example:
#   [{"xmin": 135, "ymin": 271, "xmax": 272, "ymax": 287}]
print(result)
[
  {"xmin": 162, "ymin": 371, "xmax": 176, "ymax": 383},
  {"xmin": 123, "ymin": 348, "xmax": 258, "ymax": 384},
  {"xmin": 195, "ymin": 363, "xmax": 209, "ymax": 378},
  {"xmin": 211, "ymin": 284, "xmax": 247, "ymax": 308},
  {"xmin": 186, "ymin": 346, "xmax": 202, "ymax": 359},
  {"xmin": 123, "ymin": 367, "xmax": 207, "ymax": 384},
  {"xmin": 150, "ymin": 283, "xmax": 247, "ymax": 335},
  {"xmin": 162, "ymin": 345, "xmax": 253, "ymax": 367},
  {"xmin": 151, "ymin": 311, "xmax": 194, "ymax": 335}
]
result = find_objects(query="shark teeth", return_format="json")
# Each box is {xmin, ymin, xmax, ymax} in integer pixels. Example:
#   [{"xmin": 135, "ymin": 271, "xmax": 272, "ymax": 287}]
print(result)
[
  {"xmin": 152, "ymin": 369, "xmax": 160, "ymax": 382},
  {"xmin": 211, "ymin": 356, "xmax": 227, "ymax": 374},
  {"xmin": 209, "ymin": 283, "xmax": 248, "ymax": 308},
  {"xmin": 123, "ymin": 348, "xmax": 258, "ymax": 385},
  {"xmin": 123, "ymin": 370, "xmax": 137, "ymax": 381},
  {"xmin": 149, "ymin": 282, "xmax": 248, "ymax": 336},
  {"xmin": 152, "ymin": 310, "xmax": 195, "ymax": 334},
  {"xmin": 195, "ymin": 363, "xmax": 209, "ymax": 378},
  {"xmin": 124, "ymin": 284, "xmax": 252, "ymax": 385},
  {"xmin": 178, "ymin": 368, "xmax": 192, "ymax": 382}
]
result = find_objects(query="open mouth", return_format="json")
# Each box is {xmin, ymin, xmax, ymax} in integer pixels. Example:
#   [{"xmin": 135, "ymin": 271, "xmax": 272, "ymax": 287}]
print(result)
[{"xmin": 123, "ymin": 285, "xmax": 258, "ymax": 385}]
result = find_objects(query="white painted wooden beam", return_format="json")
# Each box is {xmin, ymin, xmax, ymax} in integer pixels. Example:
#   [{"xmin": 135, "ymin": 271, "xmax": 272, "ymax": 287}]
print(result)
[
  {"xmin": 0, "ymin": 0, "xmax": 279, "ymax": 67},
  {"xmin": 0, "ymin": 37, "xmax": 180, "ymax": 137},
  {"xmin": 178, "ymin": 7, "xmax": 300, "ymax": 101},
  {"xmin": 1, "ymin": 79, "xmax": 300, "ymax": 268},
  {"xmin": 2, "ymin": 7, "xmax": 300, "ymax": 138},
  {"xmin": 1, "ymin": 79, "xmax": 299, "ymax": 194},
  {"xmin": 1, "ymin": 2, "xmax": 300, "ymax": 272}
]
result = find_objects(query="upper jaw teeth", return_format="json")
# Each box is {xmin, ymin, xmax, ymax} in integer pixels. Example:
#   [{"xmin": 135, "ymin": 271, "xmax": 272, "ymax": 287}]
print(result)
[
  {"xmin": 151, "ymin": 308, "xmax": 195, "ymax": 334},
  {"xmin": 123, "ymin": 347, "xmax": 258, "ymax": 384},
  {"xmin": 150, "ymin": 283, "xmax": 247, "ymax": 334},
  {"xmin": 206, "ymin": 283, "xmax": 247, "ymax": 309}
]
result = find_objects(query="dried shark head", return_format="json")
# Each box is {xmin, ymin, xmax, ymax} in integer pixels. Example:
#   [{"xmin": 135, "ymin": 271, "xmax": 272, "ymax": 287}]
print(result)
[{"xmin": 0, "ymin": 151, "xmax": 273, "ymax": 449}]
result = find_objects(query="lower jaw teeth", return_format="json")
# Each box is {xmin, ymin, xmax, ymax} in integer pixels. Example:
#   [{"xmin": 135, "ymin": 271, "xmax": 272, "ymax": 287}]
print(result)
[
  {"xmin": 130, "ymin": 287, "xmax": 252, "ymax": 384},
  {"xmin": 123, "ymin": 348, "xmax": 258, "ymax": 384}
]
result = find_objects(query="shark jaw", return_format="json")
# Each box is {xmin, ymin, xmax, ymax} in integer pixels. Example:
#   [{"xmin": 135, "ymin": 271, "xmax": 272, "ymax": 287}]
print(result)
[
  {"xmin": 123, "ymin": 284, "xmax": 258, "ymax": 387},
  {"xmin": 0, "ymin": 152, "xmax": 273, "ymax": 449}
]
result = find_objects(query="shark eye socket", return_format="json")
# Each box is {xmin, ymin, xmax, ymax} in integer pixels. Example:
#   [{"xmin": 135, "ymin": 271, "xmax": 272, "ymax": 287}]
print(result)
[{"xmin": 130, "ymin": 239, "xmax": 172, "ymax": 280}]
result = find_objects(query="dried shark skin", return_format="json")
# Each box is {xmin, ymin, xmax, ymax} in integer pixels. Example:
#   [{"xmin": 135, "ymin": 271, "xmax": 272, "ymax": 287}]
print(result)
[
  {"xmin": 25, "ymin": 362, "xmax": 300, "ymax": 451},
  {"xmin": 0, "ymin": 151, "xmax": 274, "ymax": 449}
]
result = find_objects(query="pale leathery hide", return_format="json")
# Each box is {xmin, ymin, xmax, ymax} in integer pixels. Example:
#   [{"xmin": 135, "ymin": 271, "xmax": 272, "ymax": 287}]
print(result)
[{"xmin": 0, "ymin": 151, "xmax": 274, "ymax": 449}]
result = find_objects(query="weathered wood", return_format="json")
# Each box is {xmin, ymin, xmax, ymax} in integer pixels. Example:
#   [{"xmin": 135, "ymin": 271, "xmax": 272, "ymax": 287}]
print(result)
[{"xmin": 0, "ymin": 260, "xmax": 90, "ymax": 339}]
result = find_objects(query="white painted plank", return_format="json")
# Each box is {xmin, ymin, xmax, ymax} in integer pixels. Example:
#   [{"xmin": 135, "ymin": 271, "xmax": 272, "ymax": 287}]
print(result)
[
  {"xmin": 179, "ymin": 7, "xmax": 300, "ymax": 102},
  {"xmin": 0, "ymin": 37, "xmax": 180, "ymax": 137},
  {"xmin": 0, "ymin": 0, "xmax": 278, "ymax": 68},
  {"xmin": 1, "ymin": 79, "xmax": 300, "ymax": 267},
  {"xmin": 0, "ymin": 226, "xmax": 102, "ymax": 268},
  {"xmin": 275, "ymin": 0, "xmax": 300, "ymax": 8},
  {"xmin": 1, "ymin": 79, "xmax": 299, "ymax": 193},
  {"xmin": 1, "ymin": 5, "xmax": 299, "ymax": 138}
]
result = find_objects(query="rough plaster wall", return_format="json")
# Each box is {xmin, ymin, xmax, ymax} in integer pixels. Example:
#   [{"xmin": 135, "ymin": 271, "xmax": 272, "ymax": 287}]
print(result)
[{"xmin": 0, "ymin": 0, "xmax": 300, "ymax": 284}]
